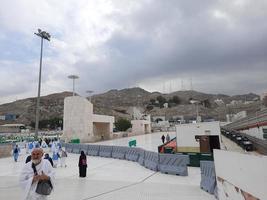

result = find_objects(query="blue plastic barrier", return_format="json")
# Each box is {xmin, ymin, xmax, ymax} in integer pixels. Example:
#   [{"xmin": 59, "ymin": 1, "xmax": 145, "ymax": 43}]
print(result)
[
  {"xmin": 87, "ymin": 145, "xmax": 100, "ymax": 156},
  {"xmin": 99, "ymin": 145, "xmax": 113, "ymax": 158},
  {"xmin": 80, "ymin": 144, "xmax": 89, "ymax": 155},
  {"xmin": 159, "ymin": 154, "xmax": 189, "ymax": 176},
  {"xmin": 144, "ymin": 151, "xmax": 159, "ymax": 171},
  {"xmin": 65, "ymin": 143, "xmax": 74, "ymax": 153},
  {"xmin": 200, "ymin": 161, "xmax": 216, "ymax": 194},
  {"xmin": 138, "ymin": 149, "xmax": 145, "ymax": 166},
  {"xmin": 61, "ymin": 143, "xmax": 192, "ymax": 178},
  {"xmin": 112, "ymin": 146, "xmax": 127, "ymax": 159},
  {"xmin": 125, "ymin": 147, "xmax": 140, "ymax": 162},
  {"xmin": 72, "ymin": 144, "xmax": 81, "ymax": 154}
]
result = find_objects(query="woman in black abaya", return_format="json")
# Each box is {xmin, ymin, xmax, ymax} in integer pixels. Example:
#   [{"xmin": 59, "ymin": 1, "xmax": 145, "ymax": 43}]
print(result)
[{"xmin": 78, "ymin": 151, "xmax": 87, "ymax": 177}]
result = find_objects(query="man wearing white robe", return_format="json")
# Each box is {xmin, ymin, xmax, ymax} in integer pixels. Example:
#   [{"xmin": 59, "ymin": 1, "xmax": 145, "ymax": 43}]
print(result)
[{"xmin": 19, "ymin": 148, "xmax": 55, "ymax": 200}]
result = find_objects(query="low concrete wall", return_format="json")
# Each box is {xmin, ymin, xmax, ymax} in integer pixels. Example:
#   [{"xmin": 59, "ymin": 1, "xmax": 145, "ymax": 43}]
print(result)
[
  {"xmin": 0, "ymin": 144, "xmax": 12, "ymax": 158},
  {"xmin": 214, "ymin": 150, "xmax": 267, "ymax": 200},
  {"xmin": 111, "ymin": 132, "xmax": 127, "ymax": 139}
]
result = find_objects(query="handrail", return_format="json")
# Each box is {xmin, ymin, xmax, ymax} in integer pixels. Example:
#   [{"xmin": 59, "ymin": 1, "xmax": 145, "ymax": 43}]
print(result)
[{"xmin": 223, "ymin": 108, "xmax": 267, "ymax": 130}]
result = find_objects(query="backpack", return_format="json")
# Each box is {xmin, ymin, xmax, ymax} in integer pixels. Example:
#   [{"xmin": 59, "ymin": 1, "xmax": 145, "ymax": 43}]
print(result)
[
  {"xmin": 14, "ymin": 148, "xmax": 18, "ymax": 154},
  {"xmin": 81, "ymin": 159, "xmax": 87, "ymax": 166}
]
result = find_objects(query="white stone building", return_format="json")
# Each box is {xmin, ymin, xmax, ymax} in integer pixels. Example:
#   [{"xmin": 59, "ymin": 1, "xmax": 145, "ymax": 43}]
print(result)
[
  {"xmin": 176, "ymin": 121, "xmax": 221, "ymax": 153},
  {"xmin": 63, "ymin": 96, "xmax": 114, "ymax": 143},
  {"xmin": 131, "ymin": 114, "xmax": 151, "ymax": 135}
]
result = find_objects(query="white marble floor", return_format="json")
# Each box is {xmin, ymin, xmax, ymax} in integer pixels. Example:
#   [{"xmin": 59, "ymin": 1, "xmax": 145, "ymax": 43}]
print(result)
[
  {"xmin": 0, "ymin": 132, "xmax": 217, "ymax": 200},
  {"xmin": 94, "ymin": 131, "xmax": 177, "ymax": 152}
]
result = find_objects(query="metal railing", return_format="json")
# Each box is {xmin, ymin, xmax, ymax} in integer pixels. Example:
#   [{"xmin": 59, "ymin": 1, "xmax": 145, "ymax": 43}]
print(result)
[{"xmin": 224, "ymin": 108, "xmax": 267, "ymax": 130}]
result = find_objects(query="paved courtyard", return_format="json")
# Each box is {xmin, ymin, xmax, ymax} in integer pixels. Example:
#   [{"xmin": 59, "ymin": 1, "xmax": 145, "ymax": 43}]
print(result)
[{"xmin": 0, "ymin": 132, "xmax": 217, "ymax": 200}]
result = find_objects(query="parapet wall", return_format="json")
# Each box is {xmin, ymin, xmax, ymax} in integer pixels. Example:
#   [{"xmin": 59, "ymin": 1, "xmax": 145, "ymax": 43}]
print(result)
[
  {"xmin": 0, "ymin": 144, "xmax": 12, "ymax": 158},
  {"xmin": 214, "ymin": 150, "xmax": 267, "ymax": 200}
]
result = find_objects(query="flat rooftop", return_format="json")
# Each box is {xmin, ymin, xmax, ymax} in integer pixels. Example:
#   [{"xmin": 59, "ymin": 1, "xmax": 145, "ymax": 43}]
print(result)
[{"xmin": 0, "ymin": 131, "xmax": 243, "ymax": 200}]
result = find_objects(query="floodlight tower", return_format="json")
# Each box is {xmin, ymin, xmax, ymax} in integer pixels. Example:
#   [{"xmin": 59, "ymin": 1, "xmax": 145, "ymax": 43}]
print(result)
[
  {"xmin": 68, "ymin": 75, "xmax": 79, "ymax": 96},
  {"xmin": 34, "ymin": 29, "xmax": 51, "ymax": 140},
  {"xmin": 190, "ymin": 99, "xmax": 201, "ymax": 122}
]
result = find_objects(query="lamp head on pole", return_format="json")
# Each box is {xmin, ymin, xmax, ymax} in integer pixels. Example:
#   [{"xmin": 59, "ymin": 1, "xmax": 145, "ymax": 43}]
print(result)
[
  {"xmin": 68, "ymin": 75, "xmax": 79, "ymax": 80},
  {"xmin": 68, "ymin": 75, "xmax": 79, "ymax": 96},
  {"xmin": 34, "ymin": 29, "xmax": 51, "ymax": 41},
  {"xmin": 86, "ymin": 90, "xmax": 94, "ymax": 101}
]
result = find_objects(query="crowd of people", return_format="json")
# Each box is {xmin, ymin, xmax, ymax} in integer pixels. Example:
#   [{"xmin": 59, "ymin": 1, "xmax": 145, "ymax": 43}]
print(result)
[
  {"xmin": 13, "ymin": 139, "xmax": 68, "ymax": 168},
  {"xmin": 13, "ymin": 133, "xmax": 173, "ymax": 199},
  {"xmin": 10, "ymin": 138, "xmax": 88, "ymax": 200}
]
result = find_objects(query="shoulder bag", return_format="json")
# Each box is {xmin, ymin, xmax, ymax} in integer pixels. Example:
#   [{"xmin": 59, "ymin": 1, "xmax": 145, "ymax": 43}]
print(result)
[{"xmin": 32, "ymin": 163, "xmax": 53, "ymax": 195}]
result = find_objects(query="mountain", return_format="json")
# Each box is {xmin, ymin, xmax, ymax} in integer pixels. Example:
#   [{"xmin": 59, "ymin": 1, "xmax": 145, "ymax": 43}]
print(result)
[
  {"xmin": 0, "ymin": 92, "xmax": 73, "ymax": 125},
  {"xmin": 0, "ymin": 88, "xmax": 261, "ymax": 126}
]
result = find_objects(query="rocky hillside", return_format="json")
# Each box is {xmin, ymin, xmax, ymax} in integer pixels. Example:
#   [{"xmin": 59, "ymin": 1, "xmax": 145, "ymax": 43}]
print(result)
[
  {"xmin": 0, "ymin": 92, "xmax": 73, "ymax": 125},
  {"xmin": 0, "ymin": 88, "xmax": 261, "ymax": 126}
]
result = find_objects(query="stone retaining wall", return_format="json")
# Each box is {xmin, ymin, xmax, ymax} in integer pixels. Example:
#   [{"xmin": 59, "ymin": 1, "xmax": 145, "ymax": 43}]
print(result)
[{"xmin": 0, "ymin": 144, "xmax": 12, "ymax": 158}]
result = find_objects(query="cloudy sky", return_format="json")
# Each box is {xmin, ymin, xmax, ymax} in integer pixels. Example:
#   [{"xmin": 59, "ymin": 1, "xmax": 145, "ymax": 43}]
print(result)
[{"xmin": 0, "ymin": 0, "xmax": 267, "ymax": 103}]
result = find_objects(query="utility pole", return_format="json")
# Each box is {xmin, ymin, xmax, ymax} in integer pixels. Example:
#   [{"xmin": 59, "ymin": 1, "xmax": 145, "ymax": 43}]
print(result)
[
  {"xmin": 68, "ymin": 75, "xmax": 79, "ymax": 96},
  {"xmin": 34, "ymin": 29, "xmax": 51, "ymax": 140}
]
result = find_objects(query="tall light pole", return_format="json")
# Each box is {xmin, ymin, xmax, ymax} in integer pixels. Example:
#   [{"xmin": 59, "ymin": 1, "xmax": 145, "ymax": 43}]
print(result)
[
  {"xmin": 86, "ymin": 90, "xmax": 94, "ymax": 101},
  {"xmin": 34, "ymin": 29, "xmax": 51, "ymax": 140},
  {"xmin": 68, "ymin": 75, "xmax": 79, "ymax": 96},
  {"xmin": 190, "ymin": 100, "xmax": 201, "ymax": 122}
]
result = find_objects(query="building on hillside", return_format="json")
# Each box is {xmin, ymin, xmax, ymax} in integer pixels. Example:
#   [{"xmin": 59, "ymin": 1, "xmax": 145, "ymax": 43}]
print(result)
[
  {"xmin": 214, "ymin": 99, "xmax": 224, "ymax": 106},
  {"xmin": 5, "ymin": 114, "xmax": 16, "ymax": 121},
  {"xmin": 260, "ymin": 91, "xmax": 267, "ymax": 100},
  {"xmin": 152, "ymin": 116, "xmax": 165, "ymax": 122},
  {"xmin": 233, "ymin": 111, "xmax": 247, "ymax": 121},
  {"xmin": 226, "ymin": 111, "xmax": 247, "ymax": 123},
  {"xmin": 229, "ymin": 100, "xmax": 243, "ymax": 106},
  {"xmin": 0, "ymin": 124, "xmax": 25, "ymax": 133},
  {"xmin": 131, "ymin": 113, "xmax": 151, "ymax": 135},
  {"xmin": 0, "ymin": 114, "xmax": 17, "ymax": 121},
  {"xmin": 163, "ymin": 103, "xmax": 168, "ymax": 108},
  {"xmin": 176, "ymin": 121, "xmax": 221, "ymax": 153},
  {"xmin": 151, "ymin": 115, "xmax": 171, "ymax": 131},
  {"xmin": 170, "ymin": 115, "xmax": 185, "ymax": 124},
  {"xmin": 63, "ymin": 96, "xmax": 114, "ymax": 143}
]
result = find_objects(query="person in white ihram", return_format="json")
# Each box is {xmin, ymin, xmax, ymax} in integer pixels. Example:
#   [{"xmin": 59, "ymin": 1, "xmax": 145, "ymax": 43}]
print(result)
[{"xmin": 19, "ymin": 148, "xmax": 55, "ymax": 200}]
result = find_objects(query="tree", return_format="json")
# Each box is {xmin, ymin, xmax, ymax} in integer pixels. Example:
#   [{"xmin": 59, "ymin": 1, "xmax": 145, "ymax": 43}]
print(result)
[
  {"xmin": 202, "ymin": 99, "xmax": 211, "ymax": 108},
  {"xmin": 150, "ymin": 99, "xmax": 156, "ymax": 104},
  {"xmin": 172, "ymin": 95, "xmax": 181, "ymax": 104},
  {"xmin": 156, "ymin": 96, "xmax": 166, "ymax": 104},
  {"xmin": 156, "ymin": 95, "xmax": 167, "ymax": 108},
  {"xmin": 146, "ymin": 104, "xmax": 154, "ymax": 111},
  {"xmin": 30, "ymin": 117, "xmax": 63, "ymax": 130},
  {"xmin": 114, "ymin": 118, "xmax": 132, "ymax": 131}
]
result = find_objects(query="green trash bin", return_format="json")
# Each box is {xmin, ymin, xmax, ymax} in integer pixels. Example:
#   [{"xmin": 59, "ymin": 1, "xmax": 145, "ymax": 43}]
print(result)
[
  {"xmin": 182, "ymin": 152, "xmax": 200, "ymax": 167},
  {"xmin": 188, "ymin": 152, "xmax": 201, "ymax": 167},
  {"xmin": 70, "ymin": 138, "xmax": 80, "ymax": 144},
  {"xmin": 200, "ymin": 153, "xmax": 213, "ymax": 161},
  {"xmin": 180, "ymin": 152, "xmax": 214, "ymax": 167}
]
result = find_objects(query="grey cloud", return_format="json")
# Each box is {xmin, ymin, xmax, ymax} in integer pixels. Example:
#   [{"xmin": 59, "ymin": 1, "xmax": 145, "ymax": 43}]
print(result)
[
  {"xmin": 2, "ymin": 0, "xmax": 267, "ymax": 102},
  {"xmin": 77, "ymin": 0, "xmax": 267, "ymax": 94}
]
